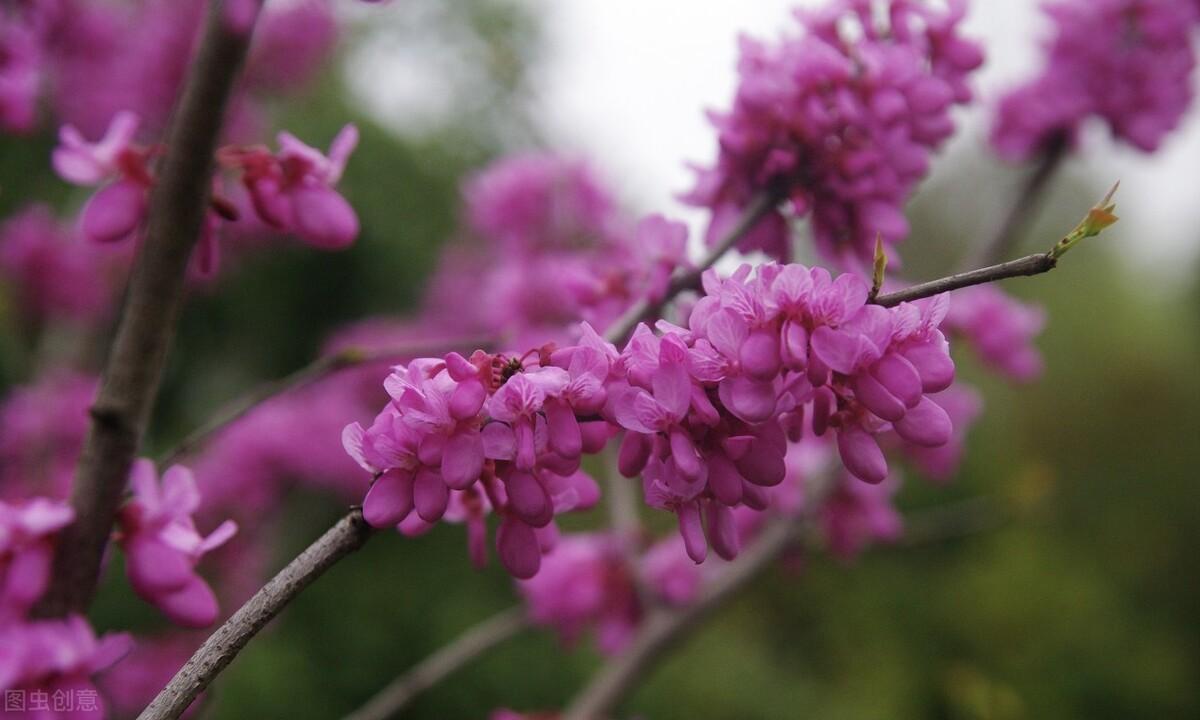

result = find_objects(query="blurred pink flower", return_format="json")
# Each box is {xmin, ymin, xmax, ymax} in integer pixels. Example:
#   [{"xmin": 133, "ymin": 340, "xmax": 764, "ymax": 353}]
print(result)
[{"xmin": 116, "ymin": 460, "xmax": 237, "ymax": 628}]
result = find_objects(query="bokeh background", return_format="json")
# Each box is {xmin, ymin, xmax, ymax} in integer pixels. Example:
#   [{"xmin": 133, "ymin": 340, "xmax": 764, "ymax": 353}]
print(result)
[{"xmin": 2, "ymin": 1, "xmax": 1199, "ymax": 718}]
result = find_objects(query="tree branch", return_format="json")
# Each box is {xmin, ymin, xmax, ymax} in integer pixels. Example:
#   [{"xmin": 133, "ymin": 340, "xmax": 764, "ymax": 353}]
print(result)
[
  {"xmin": 36, "ymin": 1, "xmax": 258, "ymax": 616},
  {"xmin": 159, "ymin": 336, "xmax": 493, "ymax": 467},
  {"xmin": 973, "ymin": 134, "xmax": 1067, "ymax": 267},
  {"xmin": 603, "ymin": 191, "xmax": 780, "ymax": 344},
  {"xmin": 872, "ymin": 252, "xmax": 1057, "ymax": 308},
  {"xmin": 342, "ymin": 607, "xmax": 529, "ymax": 720},
  {"xmin": 138, "ymin": 509, "xmax": 374, "ymax": 720}
]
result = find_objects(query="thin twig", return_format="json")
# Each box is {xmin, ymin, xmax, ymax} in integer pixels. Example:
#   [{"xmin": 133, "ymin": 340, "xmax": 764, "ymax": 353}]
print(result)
[
  {"xmin": 342, "ymin": 608, "xmax": 529, "ymax": 720},
  {"xmin": 36, "ymin": 1, "xmax": 257, "ymax": 616},
  {"xmin": 138, "ymin": 509, "xmax": 374, "ymax": 720},
  {"xmin": 974, "ymin": 135, "xmax": 1067, "ymax": 267},
  {"xmin": 159, "ymin": 336, "xmax": 493, "ymax": 466},
  {"xmin": 872, "ymin": 252, "xmax": 1057, "ymax": 308},
  {"xmin": 603, "ymin": 191, "xmax": 780, "ymax": 344}
]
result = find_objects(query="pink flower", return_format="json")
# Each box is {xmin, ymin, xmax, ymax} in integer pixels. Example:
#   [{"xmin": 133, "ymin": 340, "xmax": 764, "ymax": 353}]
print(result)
[
  {"xmin": 640, "ymin": 534, "xmax": 706, "ymax": 606},
  {"xmin": 0, "ymin": 616, "xmax": 131, "ymax": 715},
  {"xmin": 116, "ymin": 460, "xmax": 237, "ymax": 628},
  {"xmin": 944, "ymin": 285, "xmax": 1045, "ymax": 382},
  {"xmin": 244, "ymin": 1, "xmax": 337, "ymax": 91},
  {"xmin": 52, "ymin": 110, "xmax": 155, "ymax": 245},
  {"xmin": 345, "ymin": 350, "xmax": 600, "ymax": 579},
  {"xmin": 517, "ymin": 533, "xmax": 640, "ymax": 655},
  {"xmin": 464, "ymin": 153, "xmax": 618, "ymax": 253},
  {"xmin": 222, "ymin": 124, "xmax": 360, "ymax": 249},
  {"xmin": 902, "ymin": 385, "xmax": 983, "ymax": 482},
  {"xmin": 0, "ymin": 497, "xmax": 74, "ymax": 623},
  {"xmin": 822, "ymin": 472, "xmax": 903, "ymax": 559},
  {"xmin": 0, "ymin": 21, "xmax": 40, "ymax": 133}
]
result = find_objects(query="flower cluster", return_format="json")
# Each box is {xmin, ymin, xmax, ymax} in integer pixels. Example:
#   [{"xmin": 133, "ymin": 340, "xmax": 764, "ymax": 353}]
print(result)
[
  {"xmin": 991, "ymin": 0, "xmax": 1199, "ymax": 161},
  {"xmin": 0, "ymin": 497, "xmax": 131, "ymax": 714},
  {"xmin": 51, "ymin": 110, "xmax": 360, "ymax": 274},
  {"xmin": 421, "ymin": 155, "xmax": 689, "ymax": 346},
  {"xmin": 684, "ymin": 0, "xmax": 983, "ymax": 265},
  {"xmin": 611, "ymin": 263, "xmax": 954, "ymax": 561},
  {"xmin": 115, "ymin": 461, "xmax": 237, "ymax": 628},
  {"xmin": 344, "ymin": 339, "xmax": 611, "ymax": 578},
  {"xmin": 348, "ymin": 258, "xmax": 960, "ymax": 575}
]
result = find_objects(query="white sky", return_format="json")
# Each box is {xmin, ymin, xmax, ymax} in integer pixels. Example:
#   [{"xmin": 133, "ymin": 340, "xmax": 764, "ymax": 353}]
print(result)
[{"xmin": 349, "ymin": 0, "xmax": 1200, "ymax": 283}]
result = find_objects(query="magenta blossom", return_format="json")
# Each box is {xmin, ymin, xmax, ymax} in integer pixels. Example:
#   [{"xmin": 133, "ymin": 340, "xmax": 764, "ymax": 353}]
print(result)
[
  {"xmin": 822, "ymin": 472, "xmax": 903, "ymax": 559},
  {"xmin": 464, "ymin": 153, "xmax": 618, "ymax": 253},
  {"xmin": 944, "ymin": 285, "xmax": 1045, "ymax": 382},
  {"xmin": 345, "ymin": 346, "xmax": 604, "ymax": 579},
  {"xmin": 0, "ymin": 21, "xmax": 40, "ymax": 133},
  {"xmin": 639, "ymin": 534, "xmax": 707, "ymax": 606},
  {"xmin": 684, "ymin": 0, "xmax": 982, "ymax": 265},
  {"xmin": 116, "ymin": 460, "xmax": 237, "ymax": 628},
  {"xmin": 0, "ymin": 497, "xmax": 74, "ymax": 623},
  {"xmin": 517, "ymin": 533, "xmax": 640, "ymax": 655},
  {"xmin": 222, "ymin": 124, "xmax": 360, "ymax": 249},
  {"xmin": 0, "ymin": 616, "xmax": 131, "ymax": 716},
  {"xmin": 53, "ymin": 110, "xmax": 156, "ymax": 245},
  {"xmin": 991, "ymin": 0, "xmax": 1199, "ymax": 160}
]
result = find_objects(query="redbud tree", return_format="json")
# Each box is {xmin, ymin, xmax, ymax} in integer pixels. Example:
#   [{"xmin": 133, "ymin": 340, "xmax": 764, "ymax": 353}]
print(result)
[{"xmin": 2, "ymin": 0, "xmax": 1188, "ymax": 718}]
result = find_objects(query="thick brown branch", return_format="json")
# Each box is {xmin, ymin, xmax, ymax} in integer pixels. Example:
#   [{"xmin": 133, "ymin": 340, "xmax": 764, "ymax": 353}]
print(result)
[
  {"xmin": 138, "ymin": 509, "xmax": 374, "ymax": 720},
  {"xmin": 36, "ymin": 2, "xmax": 257, "ymax": 616},
  {"xmin": 872, "ymin": 252, "xmax": 1056, "ymax": 308},
  {"xmin": 342, "ymin": 608, "xmax": 529, "ymax": 720},
  {"xmin": 603, "ymin": 191, "xmax": 780, "ymax": 344}
]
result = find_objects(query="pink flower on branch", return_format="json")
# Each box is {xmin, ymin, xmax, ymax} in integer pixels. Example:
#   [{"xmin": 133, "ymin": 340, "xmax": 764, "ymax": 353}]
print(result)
[
  {"xmin": 53, "ymin": 110, "xmax": 156, "ymax": 245},
  {"xmin": 115, "ymin": 460, "xmax": 237, "ymax": 629},
  {"xmin": 684, "ymin": 0, "xmax": 983, "ymax": 265},
  {"xmin": 221, "ymin": 123, "xmax": 360, "ymax": 250},
  {"xmin": 348, "ymin": 258, "xmax": 961, "ymax": 575},
  {"xmin": 0, "ymin": 497, "xmax": 75, "ymax": 623}
]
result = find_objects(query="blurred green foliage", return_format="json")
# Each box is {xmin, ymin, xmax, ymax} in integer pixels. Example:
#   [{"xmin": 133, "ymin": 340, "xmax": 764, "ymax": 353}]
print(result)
[{"xmin": 2, "ymin": 3, "xmax": 1199, "ymax": 718}]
